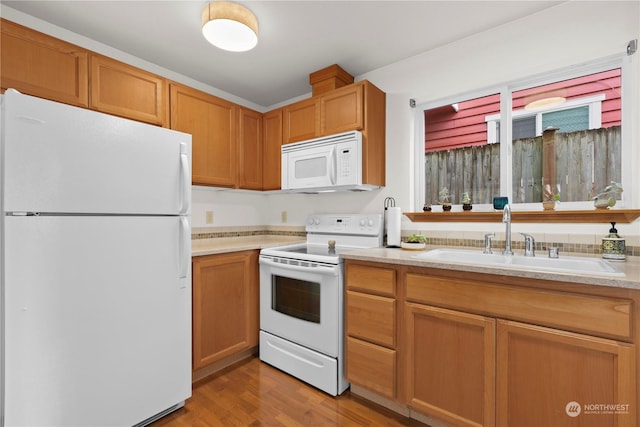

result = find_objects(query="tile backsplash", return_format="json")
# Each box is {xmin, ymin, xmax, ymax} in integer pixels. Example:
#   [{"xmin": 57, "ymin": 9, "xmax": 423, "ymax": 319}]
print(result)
[
  {"xmin": 402, "ymin": 230, "xmax": 639, "ymax": 257},
  {"xmin": 192, "ymin": 225, "xmax": 305, "ymax": 240},
  {"xmin": 192, "ymin": 226, "xmax": 638, "ymax": 257}
]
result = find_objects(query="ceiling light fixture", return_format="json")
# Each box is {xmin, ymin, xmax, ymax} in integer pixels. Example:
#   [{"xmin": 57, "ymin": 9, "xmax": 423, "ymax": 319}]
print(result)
[{"xmin": 201, "ymin": 1, "xmax": 258, "ymax": 52}]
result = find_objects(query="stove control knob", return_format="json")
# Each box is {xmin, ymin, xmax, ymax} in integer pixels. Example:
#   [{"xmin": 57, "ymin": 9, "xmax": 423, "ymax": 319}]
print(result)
[
  {"xmin": 368, "ymin": 218, "xmax": 375, "ymax": 227},
  {"xmin": 359, "ymin": 219, "xmax": 366, "ymax": 226},
  {"xmin": 313, "ymin": 217, "xmax": 320, "ymax": 225}
]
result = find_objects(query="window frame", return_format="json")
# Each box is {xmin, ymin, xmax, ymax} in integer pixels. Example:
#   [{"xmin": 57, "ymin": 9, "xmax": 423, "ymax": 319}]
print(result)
[{"xmin": 413, "ymin": 54, "xmax": 631, "ymax": 212}]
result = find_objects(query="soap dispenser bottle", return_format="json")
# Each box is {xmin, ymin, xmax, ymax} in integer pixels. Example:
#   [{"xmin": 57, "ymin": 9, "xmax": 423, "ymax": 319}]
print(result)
[{"xmin": 602, "ymin": 222, "xmax": 626, "ymax": 261}]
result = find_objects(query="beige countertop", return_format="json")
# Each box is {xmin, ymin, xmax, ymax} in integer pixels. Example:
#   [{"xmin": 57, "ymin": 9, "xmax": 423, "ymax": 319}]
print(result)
[
  {"xmin": 192, "ymin": 235, "xmax": 304, "ymax": 257},
  {"xmin": 341, "ymin": 245, "xmax": 640, "ymax": 290}
]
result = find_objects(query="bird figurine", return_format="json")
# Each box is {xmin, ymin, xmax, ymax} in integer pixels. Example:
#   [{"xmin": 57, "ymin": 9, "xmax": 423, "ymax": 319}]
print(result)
[{"xmin": 592, "ymin": 181, "xmax": 623, "ymax": 209}]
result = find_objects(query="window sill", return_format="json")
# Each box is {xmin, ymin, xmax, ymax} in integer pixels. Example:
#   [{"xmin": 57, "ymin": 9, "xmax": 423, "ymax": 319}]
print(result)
[{"xmin": 404, "ymin": 209, "xmax": 640, "ymax": 224}]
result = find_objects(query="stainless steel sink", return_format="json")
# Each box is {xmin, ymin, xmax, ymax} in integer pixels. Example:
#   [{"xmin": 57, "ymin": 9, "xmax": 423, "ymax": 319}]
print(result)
[{"xmin": 412, "ymin": 248, "xmax": 624, "ymax": 277}]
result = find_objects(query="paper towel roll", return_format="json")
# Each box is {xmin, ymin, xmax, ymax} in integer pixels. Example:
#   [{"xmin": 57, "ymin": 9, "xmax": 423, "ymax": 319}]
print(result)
[{"xmin": 385, "ymin": 206, "xmax": 402, "ymax": 247}]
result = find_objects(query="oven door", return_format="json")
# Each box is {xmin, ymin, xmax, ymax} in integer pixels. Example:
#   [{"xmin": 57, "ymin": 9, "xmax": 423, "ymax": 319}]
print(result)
[{"xmin": 259, "ymin": 255, "xmax": 342, "ymax": 357}]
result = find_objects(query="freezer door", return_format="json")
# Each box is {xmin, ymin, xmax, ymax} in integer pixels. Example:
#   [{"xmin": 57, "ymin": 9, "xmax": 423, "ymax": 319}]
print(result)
[
  {"xmin": 3, "ymin": 215, "xmax": 191, "ymax": 426},
  {"xmin": 1, "ymin": 90, "xmax": 191, "ymax": 215}
]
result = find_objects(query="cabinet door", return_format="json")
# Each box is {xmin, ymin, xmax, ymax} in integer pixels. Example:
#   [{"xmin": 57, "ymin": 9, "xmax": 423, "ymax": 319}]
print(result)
[
  {"xmin": 320, "ymin": 83, "xmax": 363, "ymax": 135},
  {"xmin": 346, "ymin": 337, "xmax": 396, "ymax": 399},
  {"xmin": 346, "ymin": 262, "xmax": 396, "ymax": 297},
  {"xmin": 283, "ymin": 97, "xmax": 320, "ymax": 143},
  {"xmin": 346, "ymin": 291, "xmax": 395, "ymax": 348},
  {"xmin": 89, "ymin": 55, "xmax": 167, "ymax": 126},
  {"xmin": 238, "ymin": 107, "xmax": 263, "ymax": 190},
  {"xmin": 406, "ymin": 303, "xmax": 496, "ymax": 427},
  {"xmin": 192, "ymin": 251, "xmax": 258, "ymax": 370},
  {"xmin": 496, "ymin": 320, "xmax": 636, "ymax": 427},
  {"xmin": 262, "ymin": 109, "xmax": 283, "ymax": 190},
  {"xmin": 1, "ymin": 19, "xmax": 88, "ymax": 107},
  {"xmin": 170, "ymin": 84, "xmax": 237, "ymax": 187}
]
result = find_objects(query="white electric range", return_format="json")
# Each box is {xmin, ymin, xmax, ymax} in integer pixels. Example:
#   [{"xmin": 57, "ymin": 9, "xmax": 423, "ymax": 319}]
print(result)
[{"xmin": 258, "ymin": 213, "xmax": 383, "ymax": 396}]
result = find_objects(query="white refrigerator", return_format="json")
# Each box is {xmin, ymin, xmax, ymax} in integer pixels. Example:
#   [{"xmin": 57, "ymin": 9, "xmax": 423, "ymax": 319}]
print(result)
[{"xmin": 0, "ymin": 90, "xmax": 192, "ymax": 426}]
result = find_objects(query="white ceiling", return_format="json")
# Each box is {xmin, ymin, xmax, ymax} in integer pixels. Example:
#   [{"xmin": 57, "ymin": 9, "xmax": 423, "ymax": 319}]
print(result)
[{"xmin": 4, "ymin": 1, "xmax": 564, "ymax": 108}]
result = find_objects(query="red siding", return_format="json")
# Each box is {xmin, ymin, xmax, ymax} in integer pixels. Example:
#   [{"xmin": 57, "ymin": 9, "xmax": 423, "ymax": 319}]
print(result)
[
  {"xmin": 425, "ymin": 69, "xmax": 621, "ymax": 152},
  {"xmin": 425, "ymin": 94, "xmax": 499, "ymax": 152}
]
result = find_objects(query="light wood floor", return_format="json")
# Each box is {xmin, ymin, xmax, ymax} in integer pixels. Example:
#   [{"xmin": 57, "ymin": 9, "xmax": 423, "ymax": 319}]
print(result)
[{"xmin": 151, "ymin": 356, "xmax": 426, "ymax": 426}]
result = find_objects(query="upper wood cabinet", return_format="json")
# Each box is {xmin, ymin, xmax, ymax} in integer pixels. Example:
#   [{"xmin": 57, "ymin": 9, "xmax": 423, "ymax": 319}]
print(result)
[
  {"xmin": 238, "ymin": 107, "xmax": 263, "ymax": 190},
  {"xmin": 170, "ymin": 83, "xmax": 237, "ymax": 187},
  {"xmin": 0, "ymin": 19, "xmax": 89, "ymax": 107},
  {"xmin": 283, "ymin": 97, "xmax": 320, "ymax": 143},
  {"xmin": 262, "ymin": 108, "xmax": 283, "ymax": 191},
  {"xmin": 321, "ymin": 83, "xmax": 364, "ymax": 135},
  {"xmin": 280, "ymin": 80, "xmax": 386, "ymax": 187},
  {"xmin": 89, "ymin": 54, "xmax": 168, "ymax": 126}
]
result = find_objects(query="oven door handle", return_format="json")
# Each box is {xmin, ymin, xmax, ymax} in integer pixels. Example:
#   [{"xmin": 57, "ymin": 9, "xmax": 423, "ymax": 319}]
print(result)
[{"xmin": 259, "ymin": 257, "xmax": 340, "ymax": 276}]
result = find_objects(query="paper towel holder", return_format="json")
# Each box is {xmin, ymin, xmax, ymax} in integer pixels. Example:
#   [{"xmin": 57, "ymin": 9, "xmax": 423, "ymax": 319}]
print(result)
[
  {"xmin": 384, "ymin": 197, "xmax": 402, "ymax": 248},
  {"xmin": 384, "ymin": 197, "xmax": 396, "ymax": 209}
]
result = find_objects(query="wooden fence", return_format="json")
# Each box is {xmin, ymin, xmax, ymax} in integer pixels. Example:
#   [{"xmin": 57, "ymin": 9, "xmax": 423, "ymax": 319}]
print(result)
[{"xmin": 424, "ymin": 126, "xmax": 621, "ymax": 205}]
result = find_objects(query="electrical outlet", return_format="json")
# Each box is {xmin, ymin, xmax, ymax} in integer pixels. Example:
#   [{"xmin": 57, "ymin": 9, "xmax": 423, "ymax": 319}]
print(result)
[
  {"xmin": 281, "ymin": 211, "xmax": 287, "ymax": 223},
  {"xmin": 205, "ymin": 211, "xmax": 214, "ymax": 224}
]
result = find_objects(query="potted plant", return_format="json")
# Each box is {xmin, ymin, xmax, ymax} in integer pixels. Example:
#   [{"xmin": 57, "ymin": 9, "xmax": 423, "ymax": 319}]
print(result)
[
  {"xmin": 592, "ymin": 181, "xmax": 623, "ymax": 209},
  {"xmin": 422, "ymin": 203, "xmax": 432, "ymax": 212},
  {"xmin": 439, "ymin": 187, "xmax": 452, "ymax": 211},
  {"xmin": 401, "ymin": 233, "xmax": 427, "ymax": 250},
  {"xmin": 461, "ymin": 192, "xmax": 472, "ymax": 211},
  {"xmin": 542, "ymin": 184, "xmax": 560, "ymax": 210}
]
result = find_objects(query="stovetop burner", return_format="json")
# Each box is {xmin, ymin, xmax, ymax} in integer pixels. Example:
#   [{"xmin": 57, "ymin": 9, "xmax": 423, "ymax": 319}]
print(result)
[
  {"xmin": 282, "ymin": 245, "xmax": 350, "ymax": 257},
  {"xmin": 260, "ymin": 214, "xmax": 384, "ymax": 264}
]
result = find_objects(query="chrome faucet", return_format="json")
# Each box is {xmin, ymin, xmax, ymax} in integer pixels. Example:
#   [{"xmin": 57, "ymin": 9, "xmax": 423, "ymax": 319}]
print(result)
[
  {"xmin": 483, "ymin": 233, "xmax": 495, "ymax": 254},
  {"xmin": 502, "ymin": 204, "xmax": 513, "ymax": 255},
  {"xmin": 520, "ymin": 232, "xmax": 535, "ymax": 257}
]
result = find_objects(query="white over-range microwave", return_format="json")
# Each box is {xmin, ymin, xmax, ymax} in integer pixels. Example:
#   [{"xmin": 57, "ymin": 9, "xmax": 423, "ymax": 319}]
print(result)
[{"xmin": 281, "ymin": 130, "xmax": 380, "ymax": 193}]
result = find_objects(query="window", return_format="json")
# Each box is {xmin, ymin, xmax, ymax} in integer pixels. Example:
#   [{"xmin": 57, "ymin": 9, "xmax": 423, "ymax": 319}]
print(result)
[
  {"xmin": 417, "ymin": 61, "xmax": 627, "ymax": 209},
  {"xmin": 486, "ymin": 93, "xmax": 606, "ymax": 143}
]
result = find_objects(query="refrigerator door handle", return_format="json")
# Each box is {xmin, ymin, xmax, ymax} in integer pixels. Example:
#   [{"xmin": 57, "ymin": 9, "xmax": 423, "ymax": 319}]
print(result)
[
  {"xmin": 179, "ymin": 142, "xmax": 190, "ymax": 215},
  {"xmin": 179, "ymin": 216, "xmax": 190, "ymax": 281}
]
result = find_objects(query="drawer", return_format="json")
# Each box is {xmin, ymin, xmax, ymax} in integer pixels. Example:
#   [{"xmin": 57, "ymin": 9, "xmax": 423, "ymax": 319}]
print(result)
[
  {"xmin": 346, "ymin": 290, "xmax": 395, "ymax": 348},
  {"xmin": 406, "ymin": 273, "xmax": 633, "ymax": 341},
  {"xmin": 346, "ymin": 336, "xmax": 396, "ymax": 399},
  {"xmin": 346, "ymin": 262, "xmax": 396, "ymax": 296}
]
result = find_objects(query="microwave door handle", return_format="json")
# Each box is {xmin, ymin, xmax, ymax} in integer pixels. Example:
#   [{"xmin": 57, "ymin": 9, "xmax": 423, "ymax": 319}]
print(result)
[{"xmin": 329, "ymin": 146, "xmax": 337, "ymax": 185}]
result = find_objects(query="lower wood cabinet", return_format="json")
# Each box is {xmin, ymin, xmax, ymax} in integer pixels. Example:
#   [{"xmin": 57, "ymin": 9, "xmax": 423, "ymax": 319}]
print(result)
[
  {"xmin": 346, "ymin": 336, "xmax": 396, "ymax": 399},
  {"xmin": 344, "ymin": 260, "xmax": 639, "ymax": 427},
  {"xmin": 496, "ymin": 320, "xmax": 635, "ymax": 427},
  {"xmin": 405, "ymin": 303, "xmax": 495, "ymax": 427},
  {"xmin": 192, "ymin": 251, "xmax": 258, "ymax": 371},
  {"xmin": 345, "ymin": 262, "xmax": 397, "ymax": 399}
]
